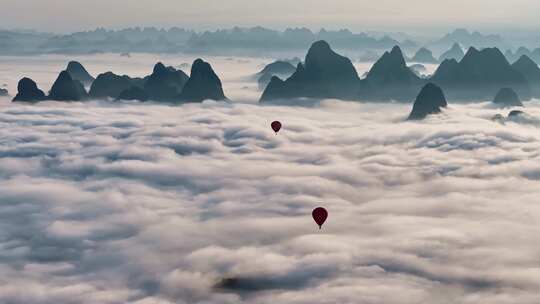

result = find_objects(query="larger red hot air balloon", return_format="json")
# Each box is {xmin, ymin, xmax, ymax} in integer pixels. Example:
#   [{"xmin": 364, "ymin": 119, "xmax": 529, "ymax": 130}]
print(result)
[{"xmin": 312, "ymin": 207, "xmax": 328, "ymax": 229}]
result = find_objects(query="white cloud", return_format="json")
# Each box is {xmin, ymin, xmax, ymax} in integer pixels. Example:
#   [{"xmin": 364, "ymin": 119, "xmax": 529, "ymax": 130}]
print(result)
[{"xmin": 1, "ymin": 55, "xmax": 540, "ymax": 303}]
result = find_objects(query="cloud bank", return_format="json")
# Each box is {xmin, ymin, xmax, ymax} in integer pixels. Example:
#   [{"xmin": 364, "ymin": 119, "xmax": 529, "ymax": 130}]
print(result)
[{"xmin": 1, "ymin": 93, "xmax": 540, "ymax": 303}]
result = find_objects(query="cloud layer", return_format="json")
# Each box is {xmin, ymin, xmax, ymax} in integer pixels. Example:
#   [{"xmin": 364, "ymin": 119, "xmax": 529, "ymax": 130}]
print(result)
[
  {"xmin": 1, "ymin": 54, "xmax": 540, "ymax": 303},
  {"xmin": 1, "ymin": 96, "xmax": 540, "ymax": 303}
]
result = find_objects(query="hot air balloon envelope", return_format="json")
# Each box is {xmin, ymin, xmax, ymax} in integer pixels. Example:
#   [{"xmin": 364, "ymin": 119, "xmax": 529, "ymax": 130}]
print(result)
[
  {"xmin": 312, "ymin": 207, "xmax": 328, "ymax": 229},
  {"xmin": 271, "ymin": 121, "xmax": 282, "ymax": 133}
]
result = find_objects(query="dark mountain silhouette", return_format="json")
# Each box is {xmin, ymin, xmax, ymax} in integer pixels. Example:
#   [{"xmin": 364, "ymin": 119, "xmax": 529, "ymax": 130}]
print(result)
[
  {"xmin": 117, "ymin": 86, "xmax": 149, "ymax": 101},
  {"xmin": 256, "ymin": 61, "xmax": 296, "ymax": 89},
  {"xmin": 66, "ymin": 61, "xmax": 95, "ymax": 86},
  {"xmin": 186, "ymin": 27, "xmax": 405, "ymax": 55},
  {"xmin": 261, "ymin": 76, "xmax": 289, "ymax": 101},
  {"xmin": 493, "ymin": 88, "xmax": 523, "ymax": 107},
  {"xmin": 12, "ymin": 77, "xmax": 47, "ymax": 102},
  {"xmin": 431, "ymin": 47, "xmax": 531, "ymax": 101},
  {"xmin": 49, "ymin": 70, "xmax": 88, "ymax": 101},
  {"xmin": 408, "ymin": 83, "xmax": 447, "ymax": 120},
  {"xmin": 363, "ymin": 46, "xmax": 418, "ymax": 84},
  {"xmin": 439, "ymin": 43, "xmax": 464, "ymax": 62},
  {"xmin": 257, "ymin": 73, "xmax": 279, "ymax": 90},
  {"xmin": 260, "ymin": 40, "xmax": 360, "ymax": 101},
  {"xmin": 359, "ymin": 45, "xmax": 423, "ymax": 101},
  {"xmin": 511, "ymin": 55, "xmax": 540, "ymax": 96},
  {"xmin": 178, "ymin": 59, "xmax": 227, "ymax": 102},
  {"xmin": 411, "ymin": 47, "xmax": 438, "ymax": 63},
  {"xmin": 89, "ymin": 72, "xmax": 145, "ymax": 99},
  {"xmin": 144, "ymin": 62, "xmax": 189, "ymax": 101}
]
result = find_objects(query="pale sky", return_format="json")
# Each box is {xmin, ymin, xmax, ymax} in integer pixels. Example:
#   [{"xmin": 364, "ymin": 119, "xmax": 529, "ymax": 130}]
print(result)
[{"xmin": 1, "ymin": 0, "xmax": 539, "ymax": 33}]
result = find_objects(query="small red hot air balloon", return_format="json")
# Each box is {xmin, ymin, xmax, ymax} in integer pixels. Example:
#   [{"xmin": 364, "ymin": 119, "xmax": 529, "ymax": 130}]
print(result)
[
  {"xmin": 312, "ymin": 207, "xmax": 328, "ymax": 229},
  {"xmin": 271, "ymin": 121, "xmax": 282, "ymax": 134}
]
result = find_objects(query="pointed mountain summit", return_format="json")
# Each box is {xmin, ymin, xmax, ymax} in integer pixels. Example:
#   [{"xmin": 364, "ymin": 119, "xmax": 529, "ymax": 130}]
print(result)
[
  {"xmin": 431, "ymin": 59, "xmax": 459, "ymax": 82},
  {"xmin": 178, "ymin": 59, "xmax": 227, "ymax": 102},
  {"xmin": 492, "ymin": 88, "xmax": 523, "ymax": 107},
  {"xmin": 408, "ymin": 83, "xmax": 447, "ymax": 120},
  {"xmin": 302, "ymin": 40, "xmax": 360, "ymax": 83},
  {"xmin": 364, "ymin": 46, "xmax": 420, "ymax": 85},
  {"xmin": 512, "ymin": 55, "xmax": 540, "ymax": 80},
  {"xmin": 12, "ymin": 77, "xmax": 47, "ymax": 102},
  {"xmin": 260, "ymin": 40, "xmax": 360, "ymax": 101},
  {"xmin": 439, "ymin": 43, "xmax": 464, "ymax": 62},
  {"xmin": 66, "ymin": 61, "xmax": 94, "ymax": 86},
  {"xmin": 411, "ymin": 47, "xmax": 438, "ymax": 63},
  {"xmin": 144, "ymin": 62, "xmax": 189, "ymax": 101},
  {"xmin": 360, "ymin": 45, "xmax": 423, "ymax": 101},
  {"xmin": 431, "ymin": 47, "xmax": 531, "ymax": 100},
  {"xmin": 49, "ymin": 70, "xmax": 88, "ymax": 101},
  {"xmin": 511, "ymin": 55, "xmax": 540, "ymax": 96}
]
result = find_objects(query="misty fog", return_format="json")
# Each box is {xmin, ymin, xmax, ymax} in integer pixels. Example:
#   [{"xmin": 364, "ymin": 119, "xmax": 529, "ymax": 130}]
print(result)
[{"xmin": 1, "ymin": 53, "xmax": 540, "ymax": 303}]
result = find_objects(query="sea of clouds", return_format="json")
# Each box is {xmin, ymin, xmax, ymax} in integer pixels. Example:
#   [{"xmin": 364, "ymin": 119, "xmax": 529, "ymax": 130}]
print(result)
[{"xmin": 0, "ymin": 54, "xmax": 540, "ymax": 304}]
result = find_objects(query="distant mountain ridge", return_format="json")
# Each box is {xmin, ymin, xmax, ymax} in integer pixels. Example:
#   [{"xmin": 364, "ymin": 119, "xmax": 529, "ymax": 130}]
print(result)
[
  {"xmin": 431, "ymin": 47, "xmax": 531, "ymax": 100},
  {"xmin": 0, "ymin": 26, "xmax": 416, "ymax": 56},
  {"xmin": 13, "ymin": 58, "xmax": 227, "ymax": 103},
  {"xmin": 430, "ymin": 29, "xmax": 507, "ymax": 50},
  {"xmin": 505, "ymin": 47, "xmax": 540, "ymax": 65},
  {"xmin": 186, "ymin": 27, "xmax": 414, "ymax": 54},
  {"xmin": 261, "ymin": 40, "xmax": 538, "ymax": 103},
  {"xmin": 5, "ymin": 26, "xmax": 540, "ymax": 59},
  {"xmin": 262, "ymin": 41, "xmax": 423, "ymax": 102},
  {"xmin": 10, "ymin": 40, "xmax": 540, "ymax": 105}
]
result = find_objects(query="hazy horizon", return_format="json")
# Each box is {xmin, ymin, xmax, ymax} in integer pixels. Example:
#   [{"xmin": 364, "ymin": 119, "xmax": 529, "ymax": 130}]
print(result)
[{"xmin": 2, "ymin": 0, "xmax": 540, "ymax": 34}]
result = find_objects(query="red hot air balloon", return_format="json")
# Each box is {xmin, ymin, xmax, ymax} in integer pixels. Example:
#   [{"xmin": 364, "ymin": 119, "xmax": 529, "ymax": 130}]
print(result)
[
  {"xmin": 271, "ymin": 121, "xmax": 282, "ymax": 134},
  {"xmin": 312, "ymin": 207, "xmax": 328, "ymax": 229}
]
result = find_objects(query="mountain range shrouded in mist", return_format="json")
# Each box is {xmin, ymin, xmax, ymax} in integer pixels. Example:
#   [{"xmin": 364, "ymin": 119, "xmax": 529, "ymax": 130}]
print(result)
[
  {"xmin": 11, "ymin": 38, "xmax": 540, "ymax": 106},
  {"xmin": 13, "ymin": 58, "xmax": 227, "ymax": 104},
  {"xmin": 4, "ymin": 26, "xmax": 540, "ymax": 61},
  {"xmin": 260, "ymin": 40, "xmax": 540, "ymax": 103}
]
